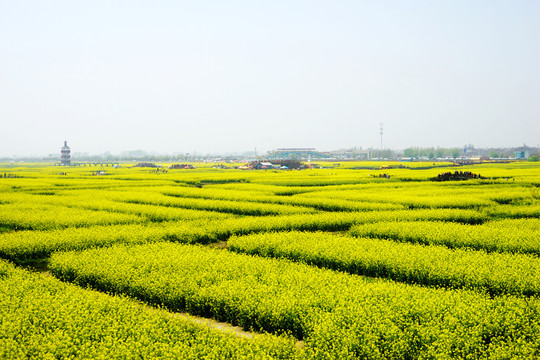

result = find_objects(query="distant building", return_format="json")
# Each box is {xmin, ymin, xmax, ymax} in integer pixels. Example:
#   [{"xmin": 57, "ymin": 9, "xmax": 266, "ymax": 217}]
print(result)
[
  {"xmin": 61, "ymin": 141, "xmax": 71, "ymax": 165},
  {"xmin": 268, "ymin": 148, "xmax": 331, "ymax": 160},
  {"xmin": 515, "ymin": 146, "xmax": 532, "ymax": 159},
  {"xmin": 356, "ymin": 150, "xmax": 372, "ymax": 160},
  {"xmin": 255, "ymin": 161, "xmax": 275, "ymax": 169},
  {"xmin": 328, "ymin": 149, "xmax": 372, "ymax": 160}
]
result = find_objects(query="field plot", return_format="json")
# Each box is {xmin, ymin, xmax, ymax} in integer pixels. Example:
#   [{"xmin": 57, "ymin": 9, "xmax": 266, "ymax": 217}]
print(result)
[
  {"xmin": 1, "ymin": 161, "xmax": 540, "ymax": 359},
  {"xmin": 0, "ymin": 260, "xmax": 299, "ymax": 359}
]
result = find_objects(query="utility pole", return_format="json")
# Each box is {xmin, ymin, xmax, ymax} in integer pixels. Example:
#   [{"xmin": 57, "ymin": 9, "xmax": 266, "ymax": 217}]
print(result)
[{"xmin": 379, "ymin": 123, "xmax": 384, "ymax": 152}]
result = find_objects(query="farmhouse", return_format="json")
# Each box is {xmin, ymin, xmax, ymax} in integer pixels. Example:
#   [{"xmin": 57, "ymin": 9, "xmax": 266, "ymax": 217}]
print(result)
[{"xmin": 255, "ymin": 162, "xmax": 275, "ymax": 170}]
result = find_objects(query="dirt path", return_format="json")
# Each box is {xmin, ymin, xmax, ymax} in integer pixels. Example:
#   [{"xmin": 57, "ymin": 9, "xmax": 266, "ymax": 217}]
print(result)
[
  {"xmin": 36, "ymin": 269, "xmax": 302, "ymax": 346},
  {"xmin": 148, "ymin": 306, "xmax": 260, "ymax": 340},
  {"xmin": 208, "ymin": 240, "xmax": 228, "ymax": 249},
  {"xmin": 37, "ymin": 270, "xmax": 258, "ymax": 339},
  {"xmin": 25, "ymin": 242, "xmax": 304, "ymax": 346}
]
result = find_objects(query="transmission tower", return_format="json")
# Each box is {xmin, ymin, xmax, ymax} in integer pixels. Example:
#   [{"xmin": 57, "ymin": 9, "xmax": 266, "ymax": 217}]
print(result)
[{"xmin": 379, "ymin": 123, "xmax": 384, "ymax": 151}]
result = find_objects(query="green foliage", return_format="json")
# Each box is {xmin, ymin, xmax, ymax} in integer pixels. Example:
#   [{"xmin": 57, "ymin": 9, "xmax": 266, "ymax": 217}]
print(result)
[
  {"xmin": 0, "ymin": 260, "xmax": 300, "ymax": 359},
  {"xmin": 0, "ymin": 201, "xmax": 142, "ymax": 230},
  {"xmin": 350, "ymin": 219, "xmax": 540, "ymax": 255},
  {"xmin": 0, "ymin": 208, "xmax": 486, "ymax": 262},
  {"xmin": 403, "ymin": 147, "xmax": 461, "ymax": 159},
  {"xmin": 49, "ymin": 242, "xmax": 540, "ymax": 359},
  {"xmin": 2, "ymin": 162, "xmax": 540, "ymax": 358},
  {"xmin": 115, "ymin": 190, "xmax": 319, "ymax": 216},
  {"xmin": 229, "ymin": 230, "xmax": 540, "ymax": 296}
]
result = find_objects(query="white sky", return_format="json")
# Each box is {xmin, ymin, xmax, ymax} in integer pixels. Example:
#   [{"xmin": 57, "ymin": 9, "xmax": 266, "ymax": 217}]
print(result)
[{"xmin": 1, "ymin": 1, "xmax": 539, "ymax": 156}]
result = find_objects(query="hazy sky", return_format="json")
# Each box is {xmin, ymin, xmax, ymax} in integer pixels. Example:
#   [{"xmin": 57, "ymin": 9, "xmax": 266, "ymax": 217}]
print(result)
[{"xmin": 1, "ymin": 1, "xmax": 539, "ymax": 156}]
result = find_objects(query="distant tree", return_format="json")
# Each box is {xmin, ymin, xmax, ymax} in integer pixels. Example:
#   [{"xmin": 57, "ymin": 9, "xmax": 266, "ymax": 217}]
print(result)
[
  {"xmin": 528, "ymin": 155, "xmax": 539, "ymax": 162},
  {"xmin": 404, "ymin": 147, "xmax": 461, "ymax": 159},
  {"xmin": 371, "ymin": 149, "xmax": 395, "ymax": 159},
  {"xmin": 403, "ymin": 148, "xmax": 419, "ymax": 158},
  {"xmin": 271, "ymin": 160, "xmax": 302, "ymax": 169},
  {"xmin": 488, "ymin": 151, "xmax": 500, "ymax": 159}
]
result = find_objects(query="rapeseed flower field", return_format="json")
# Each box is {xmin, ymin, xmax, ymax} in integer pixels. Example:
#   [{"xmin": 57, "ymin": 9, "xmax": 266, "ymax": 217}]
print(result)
[{"xmin": 1, "ymin": 161, "xmax": 539, "ymax": 359}]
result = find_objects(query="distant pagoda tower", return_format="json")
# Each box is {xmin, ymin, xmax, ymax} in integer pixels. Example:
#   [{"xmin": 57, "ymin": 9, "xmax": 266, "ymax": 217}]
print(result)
[{"xmin": 61, "ymin": 141, "xmax": 71, "ymax": 165}]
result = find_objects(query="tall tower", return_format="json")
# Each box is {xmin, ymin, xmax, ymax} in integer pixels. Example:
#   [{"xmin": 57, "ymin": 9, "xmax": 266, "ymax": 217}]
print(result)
[
  {"xmin": 379, "ymin": 123, "xmax": 384, "ymax": 151},
  {"xmin": 61, "ymin": 141, "xmax": 71, "ymax": 165}
]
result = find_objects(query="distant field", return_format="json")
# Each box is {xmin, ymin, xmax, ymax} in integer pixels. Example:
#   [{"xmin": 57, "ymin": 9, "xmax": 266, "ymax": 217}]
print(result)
[{"xmin": 1, "ymin": 161, "xmax": 540, "ymax": 359}]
